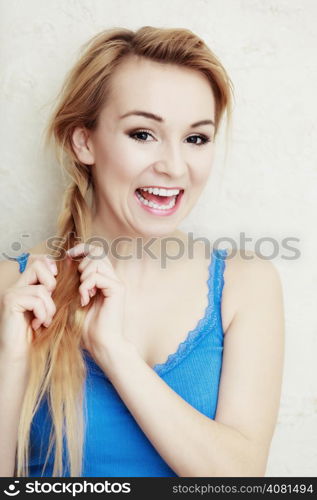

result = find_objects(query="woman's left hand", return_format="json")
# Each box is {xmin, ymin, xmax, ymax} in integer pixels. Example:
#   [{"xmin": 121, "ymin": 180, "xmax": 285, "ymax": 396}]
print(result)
[{"xmin": 67, "ymin": 243, "xmax": 132, "ymax": 367}]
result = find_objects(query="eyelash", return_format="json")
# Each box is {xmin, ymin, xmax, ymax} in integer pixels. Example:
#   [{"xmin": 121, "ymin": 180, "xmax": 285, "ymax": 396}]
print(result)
[{"xmin": 128, "ymin": 129, "xmax": 212, "ymax": 146}]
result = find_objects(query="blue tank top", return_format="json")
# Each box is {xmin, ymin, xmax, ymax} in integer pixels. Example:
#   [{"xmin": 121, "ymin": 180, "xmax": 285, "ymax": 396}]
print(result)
[{"xmin": 28, "ymin": 248, "xmax": 228, "ymax": 477}]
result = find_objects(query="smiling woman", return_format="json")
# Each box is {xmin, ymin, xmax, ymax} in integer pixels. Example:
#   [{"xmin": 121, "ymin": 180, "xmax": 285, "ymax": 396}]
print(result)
[
  {"xmin": 70, "ymin": 53, "xmax": 220, "ymax": 239},
  {"xmin": 0, "ymin": 25, "xmax": 284, "ymax": 478}
]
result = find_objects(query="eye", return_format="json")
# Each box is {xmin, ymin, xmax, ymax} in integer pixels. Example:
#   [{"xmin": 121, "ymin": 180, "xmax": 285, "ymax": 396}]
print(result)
[
  {"xmin": 128, "ymin": 129, "xmax": 212, "ymax": 146},
  {"xmin": 128, "ymin": 129, "xmax": 154, "ymax": 143},
  {"xmin": 186, "ymin": 134, "xmax": 211, "ymax": 146}
]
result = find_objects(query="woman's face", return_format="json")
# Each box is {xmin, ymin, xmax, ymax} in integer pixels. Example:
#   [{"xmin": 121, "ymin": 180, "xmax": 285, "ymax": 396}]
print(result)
[{"xmin": 73, "ymin": 55, "xmax": 216, "ymax": 238}]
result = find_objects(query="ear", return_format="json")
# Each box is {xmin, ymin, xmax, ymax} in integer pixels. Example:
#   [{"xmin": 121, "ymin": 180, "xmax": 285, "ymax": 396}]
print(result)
[{"xmin": 71, "ymin": 126, "xmax": 95, "ymax": 165}]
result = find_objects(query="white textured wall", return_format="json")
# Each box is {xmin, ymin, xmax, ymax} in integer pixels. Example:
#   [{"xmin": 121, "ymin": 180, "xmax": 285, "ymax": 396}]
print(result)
[{"xmin": 0, "ymin": 0, "xmax": 316, "ymax": 477}]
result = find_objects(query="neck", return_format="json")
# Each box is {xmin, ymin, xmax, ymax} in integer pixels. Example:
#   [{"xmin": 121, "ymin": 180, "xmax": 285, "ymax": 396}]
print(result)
[{"xmin": 88, "ymin": 217, "xmax": 188, "ymax": 283}]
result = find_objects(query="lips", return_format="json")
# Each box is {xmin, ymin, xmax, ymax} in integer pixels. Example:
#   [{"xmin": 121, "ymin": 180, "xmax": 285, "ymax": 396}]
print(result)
[
  {"xmin": 136, "ymin": 189, "xmax": 174, "ymax": 205},
  {"xmin": 134, "ymin": 188, "xmax": 184, "ymax": 216}
]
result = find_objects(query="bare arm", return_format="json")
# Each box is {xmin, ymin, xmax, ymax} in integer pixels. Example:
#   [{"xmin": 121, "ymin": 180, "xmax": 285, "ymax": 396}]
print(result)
[
  {"xmin": 0, "ymin": 247, "xmax": 36, "ymax": 476},
  {"xmin": 100, "ymin": 255, "xmax": 285, "ymax": 477},
  {"xmin": 0, "ymin": 244, "xmax": 58, "ymax": 476},
  {"xmin": 0, "ymin": 353, "xmax": 30, "ymax": 476}
]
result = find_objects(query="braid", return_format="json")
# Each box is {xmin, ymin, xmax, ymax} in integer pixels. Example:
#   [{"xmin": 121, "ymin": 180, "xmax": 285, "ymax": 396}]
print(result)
[{"xmin": 56, "ymin": 165, "xmax": 93, "ymax": 249}]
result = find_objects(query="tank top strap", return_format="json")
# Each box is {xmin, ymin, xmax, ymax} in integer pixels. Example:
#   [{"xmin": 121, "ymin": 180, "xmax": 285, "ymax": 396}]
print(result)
[{"xmin": 208, "ymin": 247, "xmax": 228, "ymax": 308}]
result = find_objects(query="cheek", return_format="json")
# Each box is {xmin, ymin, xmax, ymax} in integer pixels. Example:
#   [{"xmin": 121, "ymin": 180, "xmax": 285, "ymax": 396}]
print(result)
[
  {"xmin": 190, "ymin": 157, "xmax": 213, "ymax": 187},
  {"xmin": 95, "ymin": 138, "xmax": 142, "ymax": 183}
]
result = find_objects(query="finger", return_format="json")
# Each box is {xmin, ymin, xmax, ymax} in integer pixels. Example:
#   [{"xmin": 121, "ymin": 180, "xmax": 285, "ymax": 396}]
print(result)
[
  {"xmin": 67, "ymin": 243, "xmax": 105, "ymax": 259},
  {"xmin": 44, "ymin": 255, "xmax": 58, "ymax": 276},
  {"xmin": 89, "ymin": 287, "xmax": 97, "ymax": 297},
  {"xmin": 79, "ymin": 272, "xmax": 123, "ymax": 306},
  {"xmin": 2, "ymin": 286, "xmax": 53, "ymax": 329},
  {"xmin": 31, "ymin": 297, "xmax": 49, "ymax": 330},
  {"xmin": 66, "ymin": 243, "xmax": 107, "ymax": 260},
  {"xmin": 66, "ymin": 243, "xmax": 88, "ymax": 257},
  {"xmin": 12, "ymin": 284, "xmax": 57, "ymax": 324},
  {"xmin": 77, "ymin": 251, "xmax": 115, "ymax": 284},
  {"xmin": 77, "ymin": 252, "xmax": 104, "ymax": 272},
  {"xmin": 17, "ymin": 257, "xmax": 58, "ymax": 291},
  {"xmin": 31, "ymin": 284, "xmax": 57, "ymax": 320},
  {"xmin": 12, "ymin": 294, "xmax": 48, "ymax": 331},
  {"xmin": 79, "ymin": 267, "xmax": 102, "ymax": 304},
  {"xmin": 12, "ymin": 285, "xmax": 56, "ymax": 326},
  {"xmin": 23, "ymin": 253, "xmax": 58, "ymax": 276},
  {"xmin": 79, "ymin": 258, "xmax": 117, "ymax": 282}
]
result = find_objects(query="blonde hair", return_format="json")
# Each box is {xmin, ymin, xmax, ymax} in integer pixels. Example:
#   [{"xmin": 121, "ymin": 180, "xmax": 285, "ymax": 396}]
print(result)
[{"xmin": 16, "ymin": 26, "xmax": 234, "ymax": 477}]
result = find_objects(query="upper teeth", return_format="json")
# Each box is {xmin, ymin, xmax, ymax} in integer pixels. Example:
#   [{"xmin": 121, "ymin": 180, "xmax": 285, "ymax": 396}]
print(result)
[{"xmin": 139, "ymin": 187, "xmax": 180, "ymax": 196}]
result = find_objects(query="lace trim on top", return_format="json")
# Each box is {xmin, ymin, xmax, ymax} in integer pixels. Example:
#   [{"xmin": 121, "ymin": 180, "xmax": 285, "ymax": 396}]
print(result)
[{"xmin": 152, "ymin": 248, "xmax": 228, "ymax": 377}]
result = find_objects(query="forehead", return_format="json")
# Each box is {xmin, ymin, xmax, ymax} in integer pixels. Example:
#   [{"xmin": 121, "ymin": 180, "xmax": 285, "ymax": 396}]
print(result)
[{"xmin": 103, "ymin": 56, "xmax": 215, "ymax": 122}]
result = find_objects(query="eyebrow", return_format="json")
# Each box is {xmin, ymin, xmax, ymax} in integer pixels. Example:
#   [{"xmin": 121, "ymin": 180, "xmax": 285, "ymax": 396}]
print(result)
[{"xmin": 119, "ymin": 110, "xmax": 215, "ymax": 128}]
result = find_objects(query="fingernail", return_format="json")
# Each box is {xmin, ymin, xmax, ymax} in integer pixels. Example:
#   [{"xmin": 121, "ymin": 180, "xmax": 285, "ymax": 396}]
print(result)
[
  {"xmin": 67, "ymin": 246, "xmax": 78, "ymax": 256},
  {"xmin": 51, "ymin": 265, "xmax": 58, "ymax": 275},
  {"xmin": 81, "ymin": 296, "xmax": 85, "ymax": 307}
]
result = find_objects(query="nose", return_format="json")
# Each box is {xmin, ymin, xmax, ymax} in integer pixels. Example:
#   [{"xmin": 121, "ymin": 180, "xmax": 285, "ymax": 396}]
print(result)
[{"xmin": 152, "ymin": 140, "xmax": 187, "ymax": 179}]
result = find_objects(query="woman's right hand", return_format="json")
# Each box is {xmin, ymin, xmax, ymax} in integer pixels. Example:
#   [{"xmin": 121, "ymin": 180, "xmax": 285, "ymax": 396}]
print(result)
[{"xmin": 0, "ymin": 254, "xmax": 58, "ymax": 362}]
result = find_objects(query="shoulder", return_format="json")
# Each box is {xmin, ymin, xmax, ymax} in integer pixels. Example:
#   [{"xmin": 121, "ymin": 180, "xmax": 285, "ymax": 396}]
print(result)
[
  {"xmin": 0, "ymin": 239, "xmax": 53, "ymax": 299},
  {"xmin": 221, "ymin": 249, "xmax": 284, "ymax": 334}
]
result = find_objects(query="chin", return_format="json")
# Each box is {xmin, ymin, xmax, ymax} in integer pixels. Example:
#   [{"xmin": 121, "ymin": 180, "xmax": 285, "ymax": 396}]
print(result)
[{"xmin": 134, "ymin": 223, "xmax": 180, "ymax": 238}]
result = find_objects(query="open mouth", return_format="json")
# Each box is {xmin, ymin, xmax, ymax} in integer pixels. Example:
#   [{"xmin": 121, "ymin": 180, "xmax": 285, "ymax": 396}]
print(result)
[{"xmin": 135, "ymin": 186, "xmax": 184, "ymax": 211}]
